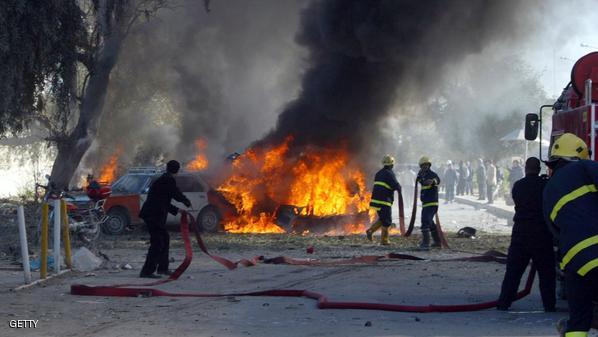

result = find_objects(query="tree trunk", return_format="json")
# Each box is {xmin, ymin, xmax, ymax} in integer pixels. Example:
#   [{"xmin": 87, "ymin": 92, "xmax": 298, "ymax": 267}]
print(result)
[{"xmin": 49, "ymin": 32, "xmax": 126, "ymax": 190}]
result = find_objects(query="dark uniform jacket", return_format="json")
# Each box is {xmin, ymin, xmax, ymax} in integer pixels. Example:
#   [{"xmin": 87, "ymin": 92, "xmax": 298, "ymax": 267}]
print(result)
[
  {"xmin": 369, "ymin": 167, "xmax": 401, "ymax": 210},
  {"xmin": 511, "ymin": 174, "xmax": 551, "ymax": 240},
  {"xmin": 543, "ymin": 160, "xmax": 598, "ymax": 276},
  {"xmin": 417, "ymin": 170, "xmax": 440, "ymax": 206},
  {"xmin": 139, "ymin": 173, "xmax": 191, "ymax": 228}
]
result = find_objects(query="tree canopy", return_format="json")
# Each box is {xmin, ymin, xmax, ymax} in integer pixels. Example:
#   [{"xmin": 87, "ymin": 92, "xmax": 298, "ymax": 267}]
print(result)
[{"xmin": 0, "ymin": 0, "xmax": 84, "ymax": 135}]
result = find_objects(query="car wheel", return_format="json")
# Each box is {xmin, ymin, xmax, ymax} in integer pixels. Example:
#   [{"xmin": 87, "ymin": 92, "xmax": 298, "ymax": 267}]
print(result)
[
  {"xmin": 197, "ymin": 206, "xmax": 222, "ymax": 233},
  {"xmin": 102, "ymin": 208, "xmax": 130, "ymax": 235}
]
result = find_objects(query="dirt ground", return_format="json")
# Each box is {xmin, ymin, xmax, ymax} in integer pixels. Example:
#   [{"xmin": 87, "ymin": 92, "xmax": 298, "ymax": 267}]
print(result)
[{"xmin": 1, "ymin": 202, "xmax": 596, "ymax": 337}]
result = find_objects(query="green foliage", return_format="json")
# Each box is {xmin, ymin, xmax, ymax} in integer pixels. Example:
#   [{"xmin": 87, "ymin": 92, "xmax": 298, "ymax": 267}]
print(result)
[{"xmin": 0, "ymin": 0, "xmax": 84, "ymax": 136}]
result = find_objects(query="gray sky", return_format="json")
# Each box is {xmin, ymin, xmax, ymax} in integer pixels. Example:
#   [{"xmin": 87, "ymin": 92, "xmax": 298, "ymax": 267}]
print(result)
[{"xmin": 521, "ymin": 0, "xmax": 598, "ymax": 98}]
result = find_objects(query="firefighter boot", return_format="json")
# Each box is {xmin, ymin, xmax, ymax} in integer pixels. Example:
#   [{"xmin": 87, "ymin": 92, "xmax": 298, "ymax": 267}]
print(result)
[
  {"xmin": 555, "ymin": 318, "xmax": 566, "ymax": 337},
  {"xmin": 430, "ymin": 230, "xmax": 442, "ymax": 249},
  {"xmin": 366, "ymin": 221, "xmax": 382, "ymax": 242},
  {"xmin": 418, "ymin": 231, "xmax": 430, "ymax": 251},
  {"xmin": 380, "ymin": 226, "xmax": 390, "ymax": 246}
]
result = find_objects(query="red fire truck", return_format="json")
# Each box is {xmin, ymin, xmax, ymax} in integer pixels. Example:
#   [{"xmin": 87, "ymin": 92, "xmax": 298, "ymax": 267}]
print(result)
[{"xmin": 525, "ymin": 52, "xmax": 598, "ymax": 159}]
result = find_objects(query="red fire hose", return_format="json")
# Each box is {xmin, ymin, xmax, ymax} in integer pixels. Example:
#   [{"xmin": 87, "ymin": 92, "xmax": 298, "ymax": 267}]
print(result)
[
  {"xmin": 405, "ymin": 180, "xmax": 418, "ymax": 236},
  {"xmin": 403, "ymin": 178, "xmax": 450, "ymax": 248},
  {"xmin": 71, "ymin": 212, "xmax": 537, "ymax": 313},
  {"xmin": 397, "ymin": 190, "xmax": 406, "ymax": 235}
]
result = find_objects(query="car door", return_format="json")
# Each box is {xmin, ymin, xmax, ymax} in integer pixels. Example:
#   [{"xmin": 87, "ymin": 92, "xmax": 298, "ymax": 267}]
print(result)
[{"xmin": 166, "ymin": 174, "xmax": 206, "ymax": 224}]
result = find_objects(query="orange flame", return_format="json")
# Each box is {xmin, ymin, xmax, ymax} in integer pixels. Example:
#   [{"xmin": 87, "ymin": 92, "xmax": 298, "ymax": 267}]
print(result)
[
  {"xmin": 98, "ymin": 147, "xmax": 123, "ymax": 184},
  {"xmin": 218, "ymin": 136, "xmax": 371, "ymax": 234},
  {"xmin": 186, "ymin": 139, "xmax": 209, "ymax": 171}
]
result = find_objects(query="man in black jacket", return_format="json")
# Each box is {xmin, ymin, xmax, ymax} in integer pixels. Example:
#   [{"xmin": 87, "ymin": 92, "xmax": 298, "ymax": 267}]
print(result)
[
  {"xmin": 139, "ymin": 160, "xmax": 191, "ymax": 278},
  {"xmin": 497, "ymin": 157, "xmax": 555, "ymax": 311}
]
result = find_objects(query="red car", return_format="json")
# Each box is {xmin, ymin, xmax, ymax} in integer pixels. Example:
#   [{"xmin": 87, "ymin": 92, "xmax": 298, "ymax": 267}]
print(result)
[{"xmin": 101, "ymin": 167, "xmax": 235, "ymax": 235}]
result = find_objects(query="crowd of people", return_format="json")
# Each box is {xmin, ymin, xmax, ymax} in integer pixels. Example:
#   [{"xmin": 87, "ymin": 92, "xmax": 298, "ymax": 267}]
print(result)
[{"xmin": 397, "ymin": 158, "xmax": 526, "ymax": 205}]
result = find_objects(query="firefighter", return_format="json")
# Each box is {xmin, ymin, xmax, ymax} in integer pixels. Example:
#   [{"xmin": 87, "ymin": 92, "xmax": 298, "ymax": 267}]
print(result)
[
  {"xmin": 542, "ymin": 133, "xmax": 598, "ymax": 337},
  {"xmin": 417, "ymin": 156, "xmax": 441, "ymax": 250},
  {"xmin": 497, "ymin": 157, "xmax": 555, "ymax": 312},
  {"xmin": 139, "ymin": 160, "xmax": 191, "ymax": 278},
  {"xmin": 366, "ymin": 155, "xmax": 401, "ymax": 245}
]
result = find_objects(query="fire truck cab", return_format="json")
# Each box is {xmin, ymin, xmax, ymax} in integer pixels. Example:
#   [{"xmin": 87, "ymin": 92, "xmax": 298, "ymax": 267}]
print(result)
[{"xmin": 525, "ymin": 52, "xmax": 598, "ymax": 161}]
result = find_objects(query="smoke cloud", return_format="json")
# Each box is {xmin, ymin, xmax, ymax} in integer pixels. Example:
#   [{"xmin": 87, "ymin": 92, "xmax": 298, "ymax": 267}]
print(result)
[
  {"xmin": 84, "ymin": 0, "xmax": 305, "ymax": 174},
  {"xmin": 258, "ymin": 0, "xmax": 541, "ymax": 164},
  {"xmin": 84, "ymin": 0, "xmax": 592, "ymax": 177}
]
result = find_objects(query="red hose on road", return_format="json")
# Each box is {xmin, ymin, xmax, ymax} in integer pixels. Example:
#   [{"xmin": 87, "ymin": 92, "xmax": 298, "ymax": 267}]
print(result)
[{"xmin": 71, "ymin": 212, "xmax": 536, "ymax": 313}]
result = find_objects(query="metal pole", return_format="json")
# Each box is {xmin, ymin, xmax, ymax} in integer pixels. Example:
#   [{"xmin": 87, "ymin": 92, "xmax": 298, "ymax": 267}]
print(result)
[
  {"xmin": 53, "ymin": 199, "xmax": 61, "ymax": 273},
  {"xmin": 40, "ymin": 203, "xmax": 48, "ymax": 279},
  {"xmin": 61, "ymin": 200, "xmax": 72, "ymax": 269},
  {"xmin": 17, "ymin": 205, "xmax": 31, "ymax": 284},
  {"xmin": 587, "ymin": 79, "xmax": 595, "ymax": 160},
  {"xmin": 592, "ymin": 104, "xmax": 596, "ymax": 161}
]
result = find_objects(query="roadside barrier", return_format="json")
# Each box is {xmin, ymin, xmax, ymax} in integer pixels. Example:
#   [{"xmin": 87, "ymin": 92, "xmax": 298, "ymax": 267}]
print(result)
[
  {"xmin": 40, "ymin": 203, "xmax": 48, "ymax": 279},
  {"xmin": 61, "ymin": 200, "xmax": 73, "ymax": 269},
  {"xmin": 17, "ymin": 205, "xmax": 32, "ymax": 283},
  {"xmin": 19, "ymin": 200, "xmax": 72, "ymax": 284},
  {"xmin": 71, "ymin": 212, "xmax": 537, "ymax": 313}
]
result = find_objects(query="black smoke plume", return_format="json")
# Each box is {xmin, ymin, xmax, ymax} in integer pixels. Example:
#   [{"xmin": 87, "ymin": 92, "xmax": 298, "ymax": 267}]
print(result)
[{"xmin": 258, "ymin": 0, "xmax": 534, "ymax": 158}]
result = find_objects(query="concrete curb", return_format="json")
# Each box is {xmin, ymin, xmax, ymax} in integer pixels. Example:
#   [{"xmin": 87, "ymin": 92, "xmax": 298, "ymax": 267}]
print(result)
[
  {"xmin": 452, "ymin": 196, "xmax": 514, "ymax": 224},
  {"xmin": 11, "ymin": 269, "xmax": 71, "ymax": 291}
]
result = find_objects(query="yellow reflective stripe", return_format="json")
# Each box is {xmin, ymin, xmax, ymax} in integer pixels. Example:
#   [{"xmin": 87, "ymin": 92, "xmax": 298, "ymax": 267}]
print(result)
[
  {"xmin": 421, "ymin": 185, "xmax": 433, "ymax": 190},
  {"xmin": 422, "ymin": 202, "xmax": 439, "ymax": 208},
  {"xmin": 578, "ymin": 258, "xmax": 598, "ymax": 276},
  {"xmin": 551, "ymin": 184, "xmax": 597, "ymax": 221},
  {"xmin": 560, "ymin": 235, "xmax": 598, "ymax": 270},
  {"xmin": 370, "ymin": 199, "xmax": 392, "ymax": 207},
  {"xmin": 565, "ymin": 332, "xmax": 588, "ymax": 337},
  {"xmin": 374, "ymin": 181, "xmax": 393, "ymax": 190},
  {"xmin": 370, "ymin": 206, "xmax": 381, "ymax": 211}
]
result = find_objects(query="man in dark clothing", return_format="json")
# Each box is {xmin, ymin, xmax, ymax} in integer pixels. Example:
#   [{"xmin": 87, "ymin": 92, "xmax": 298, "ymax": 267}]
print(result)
[
  {"xmin": 417, "ymin": 156, "xmax": 441, "ymax": 250},
  {"xmin": 497, "ymin": 157, "xmax": 555, "ymax": 312},
  {"xmin": 542, "ymin": 133, "xmax": 598, "ymax": 337},
  {"xmin": 366, "ymin": 155, "xmax": 401, "ymax": 245},
  {"xmin": 139, "ymin": 160, "xmax": 191, "ymax": 278}
]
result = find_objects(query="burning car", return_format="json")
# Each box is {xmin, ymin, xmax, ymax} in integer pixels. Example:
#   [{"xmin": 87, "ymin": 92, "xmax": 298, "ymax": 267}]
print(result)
[
  {"xmin": 216, "ymin": 137, "xmax": 373, "ymax": 235},
  {"xmin": 101, "ymin": 167, "xmax": 235, "ymax": 235}
]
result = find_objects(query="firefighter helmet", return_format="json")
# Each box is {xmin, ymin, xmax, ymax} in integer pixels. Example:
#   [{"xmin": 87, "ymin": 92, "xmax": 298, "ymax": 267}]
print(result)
[
  {"xmin": 549, "ymin": 133, "xmax": 589, "ymax": 161},
  {"xmin": 419, "ymin": 156, "xmax": 431, "ymax": 166},
  {"xmin": 382, "ymin": 155, "xmax": 395, "ymax": 166}
]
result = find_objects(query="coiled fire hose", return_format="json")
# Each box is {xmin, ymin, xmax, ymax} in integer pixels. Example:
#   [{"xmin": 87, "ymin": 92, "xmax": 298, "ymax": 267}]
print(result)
[{"xmin": 71, "ymin": 212, "xmax": 537, "ymax": 313}]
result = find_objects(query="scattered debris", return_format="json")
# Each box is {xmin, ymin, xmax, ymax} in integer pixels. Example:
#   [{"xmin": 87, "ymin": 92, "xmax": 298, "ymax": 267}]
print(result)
[
  {"xmin": 457, "ymin": 227, "xmax": 477, "ymax": 239},
  {"xmin": 72, "ymin": 247, "xmax": 103, "ymax": 272},
  {"xmin": 97, "ymin": 251, "xmax": 111, "ymax": 261}
]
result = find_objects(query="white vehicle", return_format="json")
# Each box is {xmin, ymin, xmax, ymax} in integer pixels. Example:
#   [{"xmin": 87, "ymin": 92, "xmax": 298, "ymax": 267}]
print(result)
[{"xmin": 102, "ymin": 167, "xmax": 228, "ymax": 235}]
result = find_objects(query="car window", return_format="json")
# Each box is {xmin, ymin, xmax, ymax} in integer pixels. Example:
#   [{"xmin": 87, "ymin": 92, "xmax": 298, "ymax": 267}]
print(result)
[
  {"xmin": 175, "ymin": 175, "xmax": 204, "ymax": 192},
  {"xmin": 111, "ymin": 175, "xmax": 150, "ymax": 193}
]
